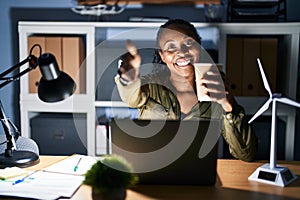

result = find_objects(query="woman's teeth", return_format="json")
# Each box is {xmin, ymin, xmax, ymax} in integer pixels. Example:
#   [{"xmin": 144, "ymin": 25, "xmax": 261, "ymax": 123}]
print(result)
[{"xmin": 176, "ymin": 60, "xmax": 190, "ymax": 66}]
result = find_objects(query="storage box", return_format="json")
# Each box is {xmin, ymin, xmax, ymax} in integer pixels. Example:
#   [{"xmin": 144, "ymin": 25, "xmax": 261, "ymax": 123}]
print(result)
[
  {"xmin": 62, "ymin": 37, "xmax": 86, "ymax": 94},
  {"xmin": 96, "ymin": 124, "xmax": 109, "ymax": 155},
  {"xmin": 27, "ymin": 36, "xmax": 46, "ymax": 93},
  {"xmin": 27, "ymin": 35, "xmax": 85, "ymax": 94},
  {"xmin": 30, "ymin": 113, "xmax": 87, "ymax": 155},
  {"xmin": 226, "ymin": 37, "xmax": 277, "ymax": 96}
]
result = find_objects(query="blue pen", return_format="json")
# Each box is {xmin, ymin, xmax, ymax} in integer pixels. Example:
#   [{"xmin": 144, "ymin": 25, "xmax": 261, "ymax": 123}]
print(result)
[
  {"xmin": 73, "ymin": 157, "xmax": 82, "ymax": 172},
  {"xmin": 12, "ymin": 170, "xmax": 38, "ymax": 185}
]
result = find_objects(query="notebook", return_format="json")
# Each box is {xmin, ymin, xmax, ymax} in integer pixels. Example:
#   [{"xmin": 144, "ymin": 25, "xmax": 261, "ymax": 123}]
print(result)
[{"xmin": 109, "ymin": 118, "xmax": 221, "ymax": 185}]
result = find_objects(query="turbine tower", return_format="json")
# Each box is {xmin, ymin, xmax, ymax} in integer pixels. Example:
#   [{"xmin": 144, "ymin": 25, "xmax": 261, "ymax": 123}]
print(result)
[{"xmin": 248, "ymin": 58, "xmax": 299, "ymax": 187}]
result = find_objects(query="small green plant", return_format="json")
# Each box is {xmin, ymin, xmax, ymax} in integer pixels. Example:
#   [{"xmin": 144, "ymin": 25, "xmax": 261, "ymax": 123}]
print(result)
[{"xmin": 83, "ymin": 154, "xmax": 138, "ymax": 194}]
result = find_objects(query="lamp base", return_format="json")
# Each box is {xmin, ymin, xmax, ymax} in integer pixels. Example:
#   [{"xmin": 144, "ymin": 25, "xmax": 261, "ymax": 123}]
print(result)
[
  {"xmin": 248, "ymin": 163, "xmax": 297, "ymax": 187},
  {"xmin": 0, "ymin": 150, "xmax": 39, "ymax": 168}
]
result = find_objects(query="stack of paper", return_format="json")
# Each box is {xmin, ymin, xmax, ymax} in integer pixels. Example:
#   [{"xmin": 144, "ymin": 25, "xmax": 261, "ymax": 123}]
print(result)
[
  {"xmin": 0, "ymin": 154, "xmax": 98, "ymax": 200},
  {"xmin": 0, "ymin": 167, "xmax": 29, "ymax": 180}
]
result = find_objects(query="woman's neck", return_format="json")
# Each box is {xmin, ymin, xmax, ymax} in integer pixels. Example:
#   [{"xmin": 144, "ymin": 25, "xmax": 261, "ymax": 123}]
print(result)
[{"xmin": 169, "ymin": 73, "xmax": 195, "ymax": 93}]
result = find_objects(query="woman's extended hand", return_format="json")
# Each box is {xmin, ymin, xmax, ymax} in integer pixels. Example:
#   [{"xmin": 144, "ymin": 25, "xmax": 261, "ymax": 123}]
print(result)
[{"xmin": 118, "ymin": 40, "xmax": 141, "ymax": 83}]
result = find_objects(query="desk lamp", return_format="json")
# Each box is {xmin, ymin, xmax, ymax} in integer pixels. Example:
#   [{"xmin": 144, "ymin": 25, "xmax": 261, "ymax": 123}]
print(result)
[
  {"xmin": 0, "ymin": 44, "xmax": 76, "ymax": 168},
  {"xmin": 248, "ymin": 58, "xmax": 299, "ymax": 187}
]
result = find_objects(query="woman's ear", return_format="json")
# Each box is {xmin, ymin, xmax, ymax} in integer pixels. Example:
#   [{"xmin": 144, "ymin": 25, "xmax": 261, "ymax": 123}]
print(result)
[{"xmin": 158, "ymin": 50, "xmax": 166, "ymax": 63}]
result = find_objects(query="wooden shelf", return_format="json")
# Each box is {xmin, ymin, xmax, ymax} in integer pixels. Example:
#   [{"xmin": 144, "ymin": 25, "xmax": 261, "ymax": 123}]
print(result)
[{"xmin": 18, "ymin": 21, "xmax": 299, "ymax": 159}]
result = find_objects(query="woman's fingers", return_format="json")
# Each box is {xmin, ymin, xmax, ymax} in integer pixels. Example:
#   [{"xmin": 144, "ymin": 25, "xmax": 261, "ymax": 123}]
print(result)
[
  {"xmin": 200, "ymin": 71, "xmax": 227, "ymax": 100},
  {"xmin": 125, "ymin": 40, "xmax": 141, "ymax": 69},
  {"xmin": 126, "ymin": 40, "xmax": 138, "ymax": 56},
  {"xmin": 118, "ymin": 40, "xmax": 141, "ymax": 82}
]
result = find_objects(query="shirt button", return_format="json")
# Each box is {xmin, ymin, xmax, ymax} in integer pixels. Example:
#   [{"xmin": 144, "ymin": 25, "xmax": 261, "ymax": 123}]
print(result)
[{"xmin": 226, "ymin": 113, "xmax": 233, "ymax": 124}]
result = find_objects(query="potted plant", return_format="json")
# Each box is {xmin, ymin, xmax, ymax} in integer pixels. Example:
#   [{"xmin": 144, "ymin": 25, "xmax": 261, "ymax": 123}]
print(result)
[{"xmin": 83, "ymin": 154, "xmax": 138, "ymax": 200}]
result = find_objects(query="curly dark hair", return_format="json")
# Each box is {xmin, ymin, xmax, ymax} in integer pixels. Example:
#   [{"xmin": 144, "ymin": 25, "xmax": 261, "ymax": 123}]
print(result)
[{"xmin": 152, "ymin": 19, "xmax": 202, "ymax": 74}]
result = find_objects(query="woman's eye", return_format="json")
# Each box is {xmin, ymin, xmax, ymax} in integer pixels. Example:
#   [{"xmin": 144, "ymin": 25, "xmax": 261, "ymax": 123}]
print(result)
[
  {"xmin": 165, "ymin": 44, "xmax": 177, "ymax": 52},
  {"xmin": 185, "ymin": 40, "xmax": 194, "ymax": 47}
]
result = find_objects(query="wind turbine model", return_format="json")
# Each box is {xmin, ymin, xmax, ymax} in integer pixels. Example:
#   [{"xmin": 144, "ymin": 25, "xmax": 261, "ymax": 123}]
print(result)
[{"xmin": 248, "ymin": 58, "xmax": 299, "ymax": 187}]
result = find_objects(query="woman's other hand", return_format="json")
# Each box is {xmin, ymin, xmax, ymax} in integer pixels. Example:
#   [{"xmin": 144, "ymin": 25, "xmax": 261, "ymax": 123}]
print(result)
[{"xmin": 199, "ymin": 68, "xmax": 233, "ymax": 112}]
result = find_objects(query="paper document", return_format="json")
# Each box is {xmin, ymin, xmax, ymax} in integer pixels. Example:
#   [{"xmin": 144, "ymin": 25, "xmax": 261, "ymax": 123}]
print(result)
[
  {"xmin": 0, "ymin": 167, "xmax": 29, "ymax": 180},
  {"xmin": 0, "ymin": 154, "xmax": 98, "ymax": 200},
  {"xmin": 0, "ymin": 171, "xmax": 84, "ymax": 200},
  {"xmin": 43, "ymin": 154, "xmax": 98, "ymax": 175}
]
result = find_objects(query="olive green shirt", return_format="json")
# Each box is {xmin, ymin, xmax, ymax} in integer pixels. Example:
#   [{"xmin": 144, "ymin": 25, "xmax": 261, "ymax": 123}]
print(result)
[{"xmin": 115, "ymin": 74, "xmax": 257, "ymax": 162}]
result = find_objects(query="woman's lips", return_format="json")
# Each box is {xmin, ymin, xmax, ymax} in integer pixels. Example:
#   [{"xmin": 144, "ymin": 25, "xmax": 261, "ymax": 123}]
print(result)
[{"xmin": 175, "ymin": 59, "xmax": 191, "ymax": 67}]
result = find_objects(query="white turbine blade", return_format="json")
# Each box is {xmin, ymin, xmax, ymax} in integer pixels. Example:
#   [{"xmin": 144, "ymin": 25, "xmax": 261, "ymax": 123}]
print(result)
[
  {"xmin": 276, "ymin": 97, "xmax": 300, "ymax": 108},
  {"xmin": 248, "ymin": 98, "xmax": 272, "ymax": 123},
  {"xmin": 257, "ymin": 58, "xmax": 272, "ymax": 97}
]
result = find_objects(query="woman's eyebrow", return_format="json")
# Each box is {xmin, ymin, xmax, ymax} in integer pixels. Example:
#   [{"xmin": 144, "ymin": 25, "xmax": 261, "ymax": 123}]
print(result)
[
  {"xmin": 163, "ymin": 40, "xmax": 175, "ymax": 45},
  {"xmin": 184, "ymin": 36, "xmax": 195, "ymax": 40},
  {"xmin": 161, "ymin": 40, "xmax": 177, "ymax": 49}
]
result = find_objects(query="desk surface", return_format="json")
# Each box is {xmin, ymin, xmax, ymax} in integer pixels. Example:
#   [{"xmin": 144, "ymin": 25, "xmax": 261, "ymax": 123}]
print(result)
[{"xmin": 23, "ymin": 156, "xmax": 300, "ymax": 200}]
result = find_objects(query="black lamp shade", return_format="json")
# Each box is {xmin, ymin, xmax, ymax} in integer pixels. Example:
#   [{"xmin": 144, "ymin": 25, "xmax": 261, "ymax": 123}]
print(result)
[{"xmin": 37, "ymin": 53, "xmax": 76, "ymax": 102}]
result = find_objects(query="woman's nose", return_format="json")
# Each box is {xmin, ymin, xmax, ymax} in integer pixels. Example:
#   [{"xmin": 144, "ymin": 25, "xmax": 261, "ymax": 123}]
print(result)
[{"xmin": 177, "ymin": 44, "xmax": 189, "ymax": 55}]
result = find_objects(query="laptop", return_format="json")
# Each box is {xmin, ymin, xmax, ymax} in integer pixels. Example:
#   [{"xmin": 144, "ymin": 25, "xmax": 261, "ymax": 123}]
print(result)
[{"xmin": 109, "ymin": 118, "xmax": 221, "ymax": 185}]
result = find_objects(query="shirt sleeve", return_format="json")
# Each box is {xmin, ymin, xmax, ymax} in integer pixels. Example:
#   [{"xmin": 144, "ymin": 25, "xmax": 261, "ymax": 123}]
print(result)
[
  {"xmin": 221, "ymin": 102, "xmax": 258, "ymax": 162},
  {"xmin": 115, "ymin": 75, "xmax": 148, "ymax": 108}
]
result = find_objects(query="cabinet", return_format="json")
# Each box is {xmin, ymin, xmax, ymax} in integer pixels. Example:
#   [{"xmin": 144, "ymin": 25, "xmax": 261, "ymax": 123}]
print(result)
[
  {"xmin": 217, "ymin": 23, "xmax": 300, "ymax": 160},
  {"xmin": 19, "ymin": 22, "xmax": 96, "ymax": 156},
  {"xmin": 18, "ymin": 22, "xmax": 299, "ymax": 159}
]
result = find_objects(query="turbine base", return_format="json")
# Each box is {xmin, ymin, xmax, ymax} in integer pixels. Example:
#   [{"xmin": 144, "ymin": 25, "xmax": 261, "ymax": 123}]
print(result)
[{"xmin": 248, "ymin": 163, "xmax": 297, "ymax": 187}]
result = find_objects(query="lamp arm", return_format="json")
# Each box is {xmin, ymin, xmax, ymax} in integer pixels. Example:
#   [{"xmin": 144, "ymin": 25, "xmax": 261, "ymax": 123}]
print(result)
[
  {"xmin": 0, "ymin": 101, "xmax": 17, "ymax": 157},
  {"xmin": 0, "ymin": 55, "xmax": 38, "ymax": 89},
  {"xmin": 0, "ymin": 53, "xmax": 38, "ymax": 156}
]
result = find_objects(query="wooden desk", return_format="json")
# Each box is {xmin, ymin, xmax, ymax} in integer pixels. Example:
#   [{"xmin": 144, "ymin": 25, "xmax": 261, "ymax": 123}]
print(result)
[{"xmin": 19, "ymin": 156, "xmax": 300, "ymax": 199}]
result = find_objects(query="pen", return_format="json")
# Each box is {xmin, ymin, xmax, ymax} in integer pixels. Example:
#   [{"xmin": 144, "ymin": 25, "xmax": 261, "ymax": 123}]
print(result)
[
  {"xmin": 12, "ymin": 170, "xmax": 38, "ymax": 185},
  {"xmin": 73, "ymin": 157, "xmax": 82, "ymax": 172}
]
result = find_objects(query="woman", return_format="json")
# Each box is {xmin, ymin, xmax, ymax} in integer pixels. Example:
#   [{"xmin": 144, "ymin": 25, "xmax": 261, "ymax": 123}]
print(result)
[{"xmin": 115, "ymin": 19, "xmax": 257, "ymax": 162}]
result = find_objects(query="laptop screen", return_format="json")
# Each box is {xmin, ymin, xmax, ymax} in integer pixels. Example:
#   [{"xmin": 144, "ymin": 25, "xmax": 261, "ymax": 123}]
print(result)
[{"xmin": 109, "ymin": 118, "xmax": 221, "ymax": 185}]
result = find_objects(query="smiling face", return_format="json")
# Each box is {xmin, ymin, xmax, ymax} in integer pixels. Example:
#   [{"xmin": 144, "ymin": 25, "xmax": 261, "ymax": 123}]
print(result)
[{"xmin": 158, "ymin": 27, "xmax": 201, "ymax": 78}]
